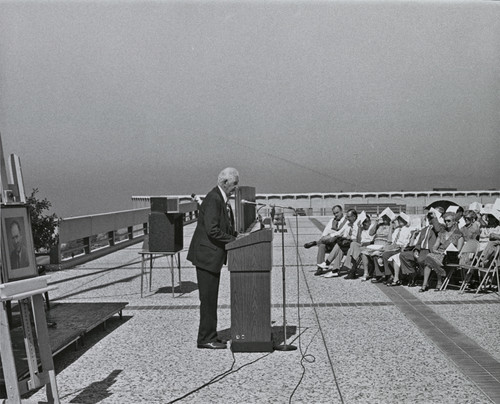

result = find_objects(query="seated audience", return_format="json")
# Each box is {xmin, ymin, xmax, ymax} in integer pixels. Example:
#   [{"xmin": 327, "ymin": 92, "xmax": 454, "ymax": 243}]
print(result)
[
  {"xmin": 419, "ymin": 212, "xmax": 464, "ymax": 292},
  {"xmin": 305, "ymin": 201, "xmax": 497, "ymax": 288}
]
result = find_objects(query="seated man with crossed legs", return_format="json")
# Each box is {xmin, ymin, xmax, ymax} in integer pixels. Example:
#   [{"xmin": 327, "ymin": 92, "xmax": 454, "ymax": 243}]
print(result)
[
  {"xmin": 304, "ymin": 205, "xmax": 349, "ymax": 276},
  {"xmin": 317, "ymin": 209, "xmax": 359, "ymax": 278}
]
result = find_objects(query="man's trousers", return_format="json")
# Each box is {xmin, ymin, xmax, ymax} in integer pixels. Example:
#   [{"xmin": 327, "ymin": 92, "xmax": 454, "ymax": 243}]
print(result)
[{"xmin": 196, "ymin": 267, "xmax": 221, "ymax": 344}]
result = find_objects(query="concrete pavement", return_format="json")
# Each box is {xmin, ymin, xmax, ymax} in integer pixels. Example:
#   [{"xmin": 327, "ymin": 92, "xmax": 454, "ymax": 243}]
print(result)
[{"xmin": 29, "ymin": 217, "xmax": 500, "ymax": 403}]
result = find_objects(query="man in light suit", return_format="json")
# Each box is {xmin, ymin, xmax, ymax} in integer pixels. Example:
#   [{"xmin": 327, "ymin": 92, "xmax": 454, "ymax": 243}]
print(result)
[
  {"xmin": 303, "ymin": 205, "xmax": 348, "ymax": 275},
  {"xmin": 187, "ymin": 167, "xmax": 239, "ymax": 349}
]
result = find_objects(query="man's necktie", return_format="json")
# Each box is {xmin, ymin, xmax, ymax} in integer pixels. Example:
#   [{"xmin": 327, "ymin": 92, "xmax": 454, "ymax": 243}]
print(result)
[
  {"xmin": 394, "ymin": 228, "xmax": 401, "ymax": 244},
  {"xmin": 422, "ymin": 227, "xmax": 430, "ymax": 250},
  {"xmin": 13, "ymin": 252, "xmax": 19, "ymax": 268}
]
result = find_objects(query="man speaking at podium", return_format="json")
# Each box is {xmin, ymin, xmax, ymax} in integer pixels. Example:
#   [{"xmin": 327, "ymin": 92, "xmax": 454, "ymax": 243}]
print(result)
[{"xmin": 187, "ymin": 167, "xmax": 239, "ymax": 349}]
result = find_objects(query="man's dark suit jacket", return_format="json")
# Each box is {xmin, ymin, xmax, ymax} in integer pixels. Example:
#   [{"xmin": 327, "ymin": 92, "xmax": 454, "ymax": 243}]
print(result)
[
  {"xmin": 413, "ymin": 217, "xmax": 444, "ymax": 251},
  {"xmin": 10, "ymin": 245, "xmax": 30, "ymax": 269},
  {"xmin": 187, "ymin": 186, "xmax": 237, "ymax": 273}
]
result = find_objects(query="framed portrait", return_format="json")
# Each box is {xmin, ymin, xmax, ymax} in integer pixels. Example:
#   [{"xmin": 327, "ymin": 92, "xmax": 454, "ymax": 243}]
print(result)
[{"xmin": 1, "ymin": 204, "xmax": 38, "ymax": 282}]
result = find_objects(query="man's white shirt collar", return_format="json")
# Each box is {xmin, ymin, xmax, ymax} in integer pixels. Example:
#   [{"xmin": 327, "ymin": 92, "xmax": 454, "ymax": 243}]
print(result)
[{"xmin": 218, "ymin": 185, "xmax": 228, "ymax": 204}]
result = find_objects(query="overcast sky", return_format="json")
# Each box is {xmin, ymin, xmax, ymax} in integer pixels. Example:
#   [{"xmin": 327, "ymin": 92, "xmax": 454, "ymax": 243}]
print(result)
[{"xmin": 1, "ymin": 0, "xmax": 499, "ymax": 217}]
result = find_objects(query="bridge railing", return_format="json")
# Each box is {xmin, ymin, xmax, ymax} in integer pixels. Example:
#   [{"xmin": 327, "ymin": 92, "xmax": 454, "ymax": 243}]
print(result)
[{"xmin": 49, "ymin": 206, "xmax": 198, "ymax": 269}]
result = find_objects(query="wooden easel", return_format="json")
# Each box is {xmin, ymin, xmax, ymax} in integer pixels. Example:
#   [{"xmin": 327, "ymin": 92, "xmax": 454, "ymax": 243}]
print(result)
[
  {"xmin": 0, "ymin": 133, "xmax": 60, "ymax": 403},
  {"xmin": 1, "ymin": 279, "xmax": 59, "ymax": 403}
]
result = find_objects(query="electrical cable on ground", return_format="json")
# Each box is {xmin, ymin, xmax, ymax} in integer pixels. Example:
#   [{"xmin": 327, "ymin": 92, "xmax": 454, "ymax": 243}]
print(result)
[
  {"xmin": 166, "ymin": 346, "xmax": 273, "ymax": 404},
  {"xmin": 287, "ymin": 216, "xmax": 345, "ymax": 404},
  {"xmin": 288, "ymin": 328, "xmax": 320, "ymax": 403},
  {"xmin": 283, "ymin": 215, "xmax": 318, "ymax": 403}
]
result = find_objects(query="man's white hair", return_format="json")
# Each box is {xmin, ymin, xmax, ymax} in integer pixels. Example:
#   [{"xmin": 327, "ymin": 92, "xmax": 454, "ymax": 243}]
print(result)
[{"xmin": 217, "ymin": 167, "xmax": 239, "ymax": 185}]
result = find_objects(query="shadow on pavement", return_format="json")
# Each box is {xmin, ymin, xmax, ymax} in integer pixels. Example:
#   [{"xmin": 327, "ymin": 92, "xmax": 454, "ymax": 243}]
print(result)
[
  {"xmin": 15, "ymin": 315, "xmax": 132, "ymax": 402},
  {"xmin": 68, "ymin": 369, "xmax": 123, "ymax": 404},
  {"xmin": 155, "ymin": 281, "xmax": 198, "ymax": 295}
]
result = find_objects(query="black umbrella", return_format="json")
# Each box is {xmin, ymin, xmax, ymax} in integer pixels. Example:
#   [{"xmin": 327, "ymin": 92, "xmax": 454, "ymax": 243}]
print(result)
[{"xmin": 425, "ymin": 200, "xmax": 460, "ymax": 212}]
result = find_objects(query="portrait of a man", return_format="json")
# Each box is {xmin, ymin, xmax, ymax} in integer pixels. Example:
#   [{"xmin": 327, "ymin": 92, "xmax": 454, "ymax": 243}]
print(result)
[
  {"xmin": 8, "ymin": 218, "xmax": 30, "ymax": 270},
  {"xmin": 1, "ymin": 206, "xmax": 37, "ymax": 282}
]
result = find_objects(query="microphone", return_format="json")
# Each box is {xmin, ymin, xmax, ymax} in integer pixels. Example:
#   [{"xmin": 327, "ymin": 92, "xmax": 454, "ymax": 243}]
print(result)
[
  {"xmin": 241, "ymin": 200, "xmax": 295, "ymax": 210},
  {"xmin": 269, "ymin": 203, "xmax": 296, "ymax": 211},
  {"xmin": 241, "ymin": 199, "xmax": 266, "ymax": 206}
]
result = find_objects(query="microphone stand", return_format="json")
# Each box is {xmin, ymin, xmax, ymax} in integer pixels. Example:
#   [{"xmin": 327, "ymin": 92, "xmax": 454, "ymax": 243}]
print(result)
[
  {"xmin": 273, "ymin": 205, "xmax": 298, "ymax": 352},
  {"xmin": 241, "ymin": 199, "xmax": 299, "ymax": 351}
]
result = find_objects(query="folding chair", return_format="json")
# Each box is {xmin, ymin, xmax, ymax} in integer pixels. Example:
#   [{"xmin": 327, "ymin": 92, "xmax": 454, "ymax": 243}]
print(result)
[
  {"xmin": 459, "ymin": 246, "xmax": 486, "ymax": 293},
  {"xmin": 474, "ymin": 245, "xmax": 500, "ymax": 295},
  {"xmin": 459, "ymin": 245, "xmax": 500, "ymax": 294},
  {"xmin": 440, "ymin": 240, "xmax": 478, "ymax": 291}
]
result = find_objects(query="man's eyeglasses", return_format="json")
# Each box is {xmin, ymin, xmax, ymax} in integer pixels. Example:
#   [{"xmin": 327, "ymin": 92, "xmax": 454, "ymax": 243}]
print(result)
[{"xmin": 444, "ymin": 219, "xmax": 453, "ymax": 223}]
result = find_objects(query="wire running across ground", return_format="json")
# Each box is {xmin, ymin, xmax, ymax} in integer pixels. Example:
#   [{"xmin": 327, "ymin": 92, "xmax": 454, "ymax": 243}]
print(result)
[
  {"xmin": 166, "ymin": 346, "xmax": 273, "ymax": 404},
  {"xmin": 286, "ymin": 216, "xmax": 346, "ymax": 404}
]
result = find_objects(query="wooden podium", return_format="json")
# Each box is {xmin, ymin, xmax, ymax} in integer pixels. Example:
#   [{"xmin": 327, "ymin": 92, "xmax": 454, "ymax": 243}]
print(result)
[{"xmin": 226, "ymin": 228, "xmax": 273, "ymax": 352}]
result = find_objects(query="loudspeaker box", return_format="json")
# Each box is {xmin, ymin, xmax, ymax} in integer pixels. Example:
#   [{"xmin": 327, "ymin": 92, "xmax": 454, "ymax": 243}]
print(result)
[{"xmin": 149, "ymin": 212, "xmax": 183, "ymax": 252}]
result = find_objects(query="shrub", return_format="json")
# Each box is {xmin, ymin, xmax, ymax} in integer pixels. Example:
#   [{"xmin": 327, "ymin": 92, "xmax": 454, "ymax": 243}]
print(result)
[{"xmin": 26, "ymin": 188, "xmax": 59, "ymax": 253}]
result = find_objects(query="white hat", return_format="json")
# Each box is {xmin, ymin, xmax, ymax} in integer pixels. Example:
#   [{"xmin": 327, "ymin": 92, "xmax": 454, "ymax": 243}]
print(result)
[
  {"xmin": 379, "ymin": 207, "xmax": 395, "ymax": 221},
  {"xmin": 355, "ymin": 211, "xmax": 368, "ymax": 225},
  {"xmin": 397, "ymin": 212, "xmax": 410, "ymax": 225},
  {"xmin": 493, "ymin": 198, "xmax": 500, "ymax": 212},
  {"xmin": 480, "ymin": 207, "xmax": 500, "ymax": 222},
  {"xmin": 469, "ymin": 201, "xmax": 482, "ymax": 212}
]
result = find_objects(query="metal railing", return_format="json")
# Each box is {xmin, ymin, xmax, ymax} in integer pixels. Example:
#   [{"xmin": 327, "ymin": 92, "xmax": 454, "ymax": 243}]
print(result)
[{"xmin": 49, "ymin": 206, "xmax": 198, "ymax": 269}]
